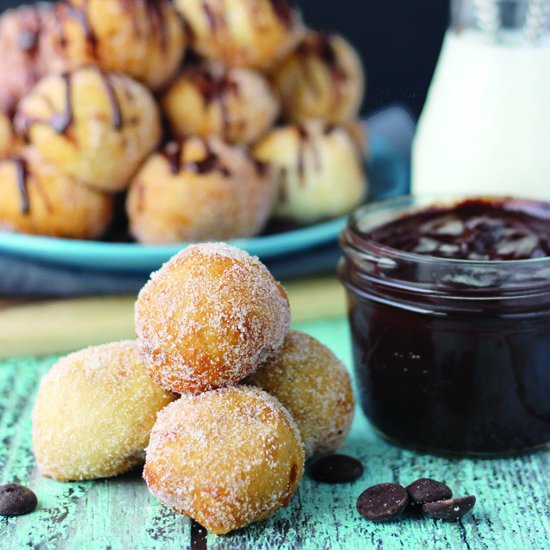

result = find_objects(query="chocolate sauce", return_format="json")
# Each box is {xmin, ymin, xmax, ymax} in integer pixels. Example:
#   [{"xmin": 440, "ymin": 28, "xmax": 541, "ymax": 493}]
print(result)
[
  {"xmin": 50, "ymin": 73, "xmax": 73, "ymax": 134},
  {"xmin": 368, "ymin": 198, "xmax": 550, "ymax": 261},
  {"xmin": 13, "ymin": 158, "xmax": 30, "ymax": 215},
  {"xmin": 97, "ymin": 70, "xmax": 123, "ymax": 131},
  {"xmin": 340, "ymin": 197, "xmax": 550, "ymax": 455}
]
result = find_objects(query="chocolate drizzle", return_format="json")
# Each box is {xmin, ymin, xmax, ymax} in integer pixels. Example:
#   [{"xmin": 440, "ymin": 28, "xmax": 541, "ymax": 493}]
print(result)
[
  {"xmin": 190, "ymin": 66, "xmax": 240, "ymax": 134},
  {"xmin": 97, "ymin": 70, "xmax": 123, "ymax": 131},
  {"xmin": 161, "ymin": 138, "xmax": 231, "ymax": 177},
  {"xmin": 293, "ymin": 125, "xmax": 323, "ymax": 183},
  {"xmin": 297, "ymin": 32, "xmax": 348, "ymax": 87},
  {"xmin": 162, "ymin": 141, "xmax": 184, "ymax": 174},
  {"xmin": 253, "ymin": 159, "xmax": 270, "ymax": 178},
  {"xmin": 57, "ymin": 1, "xmax": 98, "ymax": 57},
  {"xmin": 15, "ymin": 69, "xmax": 124, "ymax": 143},
  {"xmin": 17, "ymin": 28, "xmax": 39, "ymax": 55},
  {"xmin": 296, "ymin": 125, "xmax": 308, "ymax": 181},
  {"xmin": 50, "ymin": 72, "xmax": 73, "ymax": 134},
  {"xmin": 201, "ymin": 0, "xmax": 222, "ymax": 33},
  {"xmin": 277, "ymin": 166, "xmax": 289, "ymax": 203},
  {"xmin": 13, "ymin": 158, "xmax": 30, "ymax": 215},
  {"xmin": 146, "ymin": 0, "xmax": 168, "ymax": 51}
]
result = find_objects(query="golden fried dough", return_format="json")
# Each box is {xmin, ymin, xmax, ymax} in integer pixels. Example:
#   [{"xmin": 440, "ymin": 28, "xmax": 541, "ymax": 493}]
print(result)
[
  {"xmin": 247, "ymin": 330, "xmax": 355, "ymax": 458},
  {"xmin": 175, "ymin": 0, "xmax": 304, "ymax": 70},
  {"xmin": 127, "ymin": 137, "xmax": 274, "ymax": 244},
  {"xmin": 15, "ymin": 67, "xmax": 161, "ymax": 192},
  {"xmin": 253, "ymin": 120, "xmax": 367, "ymax": 223},
  {"xmin": 32, "ymin": 341, "xmax": 176, "ymax": 481},
  {"xmin": 162, "ymin": 63, "xmax": 279, "ymax": 145},
  {"xmin": 144, "ymin": 386, "xmax": 304, "ymax": 534},
  {"xmin": 0, "ymin": 147, "xmax": 113, "ymax": 239},
  {"xmin": 135, "ymin": 243, "xmax": 291, "ymax": 394}
]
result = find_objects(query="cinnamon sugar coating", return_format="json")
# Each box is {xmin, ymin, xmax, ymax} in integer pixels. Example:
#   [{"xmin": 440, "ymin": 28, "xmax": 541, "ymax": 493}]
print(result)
[
  {"xmin": 135, "ymin": 243, "xmax": 291, "ymax": 394},
  {"xmin": 32, "ymin": 341, "xmax": 176, "ymax": 482},
  {"xmin": 247, "ymin": 330, "xmax": 355, "ymax": 458},
  {"xmin": 144, "ymin": 386, "xmax": 304, "ymax": 535}
]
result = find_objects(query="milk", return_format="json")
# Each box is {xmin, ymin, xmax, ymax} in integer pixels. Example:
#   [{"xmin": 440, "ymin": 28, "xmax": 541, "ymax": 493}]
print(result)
[{"xmin": 413, "ymin": 30, "xmax": 550, "ymax": 199}]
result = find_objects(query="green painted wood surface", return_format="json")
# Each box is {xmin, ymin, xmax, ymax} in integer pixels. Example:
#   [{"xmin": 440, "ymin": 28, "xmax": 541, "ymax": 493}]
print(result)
[{"xmin": 0, "ymin": 318, "xmax": 548, "ymax": 550}]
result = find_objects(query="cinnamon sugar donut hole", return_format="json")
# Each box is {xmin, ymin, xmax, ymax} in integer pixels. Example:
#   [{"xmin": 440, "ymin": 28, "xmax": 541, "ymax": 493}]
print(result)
[
  {"xmin": 126, "ymin": 137, "xmax": 275, "ymax": 244},
  {"xmin": 162, "ymin": 63, "xmax": 280, "ymax": 145},
  {"xmin": 175, "ymin": 0, "xmax": 304, "ymax": 70},
  {"xmin": 47, "ymin": 0, "xmax": 186, "ymax": 91},
  {"xmin": 135, "ymin": 243, "xmax": 291, "ymax": 394},
  {"xmin": 247, "ymin": 330, "xmax": 355, "ymax": 458},
  {"xmin": 144, "ymin": 386, "xmax": 304, "ymax": 535},
  {"xmin": 32, "ymin": 341, "xmax": 176, "ymax": 482},
  {"xmin": 0, "ymin": 148, "xmax": 113, "ymax": 239},
  {"xmin": 15, "ymin": 67, "xmax": 161, "ymax": 192}
]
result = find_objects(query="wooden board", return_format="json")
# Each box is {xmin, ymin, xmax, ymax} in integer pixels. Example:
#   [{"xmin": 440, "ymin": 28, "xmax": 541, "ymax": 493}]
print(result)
[
  {"xmin": 1, "ymin": 319, "xmax": 549, "ymax": 549},
  {"xmin": 0, "ymin": 276, "xmax": 346, "ymax": 359}
]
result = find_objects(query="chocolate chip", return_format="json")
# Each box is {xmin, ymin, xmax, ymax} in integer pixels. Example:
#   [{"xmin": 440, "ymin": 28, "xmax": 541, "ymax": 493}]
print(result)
[
  {"xmin": 309, "ymin": 454, "xmax": 364, "ymax": 484},
  {"xmin": 357, "ymin": 483, "xmax": 409, "ymax": 522},
  {"xmin": 422, "ymin": 495, "xmax": 476, "ymax": 521},
  {"xmin": 0, "ymin": 484, "xmax": 37, "ymax": 517},
  {"xmin": 406, "ymin": 478, "xmax": 452, "ymax": 504}
]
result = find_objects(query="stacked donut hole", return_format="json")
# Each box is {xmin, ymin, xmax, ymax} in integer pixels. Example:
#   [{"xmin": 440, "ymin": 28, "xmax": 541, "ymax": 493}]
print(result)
[
  {"xmin": 0, "ymin": 0, "xmax": 368, "ymax": 242},
  {"xmin": 32, "ymin": 243, "xmax": 355, "ymax": 535}
]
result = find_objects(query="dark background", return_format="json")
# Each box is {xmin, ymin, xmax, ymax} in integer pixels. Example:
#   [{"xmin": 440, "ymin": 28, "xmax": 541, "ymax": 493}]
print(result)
[{"xmin": 0, "ymin": 0, "xmax": 449, "ymax": 118}]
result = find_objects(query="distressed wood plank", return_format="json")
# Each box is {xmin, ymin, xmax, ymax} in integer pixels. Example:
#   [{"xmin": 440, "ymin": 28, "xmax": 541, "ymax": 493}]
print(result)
[{"xmin": 0, "ymin": 319, "xmax": 548, "ymax": 549}]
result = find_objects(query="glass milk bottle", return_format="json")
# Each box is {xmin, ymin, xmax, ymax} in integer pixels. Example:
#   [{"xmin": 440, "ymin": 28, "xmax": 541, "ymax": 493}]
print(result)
[{"xmin": 413, "ymin": 0, "xmax": 550, "ymax": 199}]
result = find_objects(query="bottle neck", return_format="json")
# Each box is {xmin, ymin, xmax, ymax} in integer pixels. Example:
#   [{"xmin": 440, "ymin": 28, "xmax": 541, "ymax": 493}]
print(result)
[{"xmin": 451, "ymin": 0, "xmax": 549, "ymax": 43}]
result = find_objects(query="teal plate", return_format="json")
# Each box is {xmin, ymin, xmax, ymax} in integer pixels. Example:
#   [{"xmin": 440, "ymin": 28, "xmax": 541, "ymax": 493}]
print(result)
[{"xmin": 0, "ymin": 216, "xmax": 347, "ymax": 272}]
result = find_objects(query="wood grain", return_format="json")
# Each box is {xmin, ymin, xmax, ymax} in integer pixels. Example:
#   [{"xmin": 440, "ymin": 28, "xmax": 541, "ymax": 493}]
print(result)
[
  {"xmin": 0, "ymin": 276, "xmax": 346, "ymax": 359},
  {"xmin": 0, "ymin": 319, "xmax": 548, "ymax": 549}
]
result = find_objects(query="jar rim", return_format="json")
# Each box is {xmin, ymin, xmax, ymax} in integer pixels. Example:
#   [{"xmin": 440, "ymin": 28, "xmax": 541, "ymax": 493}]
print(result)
[
  {"xmin": 346, "ymin": 194, "xmax": 550, "ymax": 267},
  {"xmin": 340, "ymin": 194, "xmax": 550, "ymax": 305}
]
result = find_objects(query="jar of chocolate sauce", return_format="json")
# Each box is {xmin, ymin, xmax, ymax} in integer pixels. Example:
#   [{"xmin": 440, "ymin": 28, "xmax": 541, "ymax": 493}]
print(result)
[{"xmin": 339, "ymin": 195, "xmax": 550, "ymax": 455}]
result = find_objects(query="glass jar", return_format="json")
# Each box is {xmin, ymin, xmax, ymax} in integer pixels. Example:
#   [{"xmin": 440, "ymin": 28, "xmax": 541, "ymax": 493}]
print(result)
[
  {"xmin": 339, "ymin": 195, "xmax": 550, "ymax": 456},
  {"xmin": 413, "ymin": 0, "xmax": 550, "ymax": 199}
]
